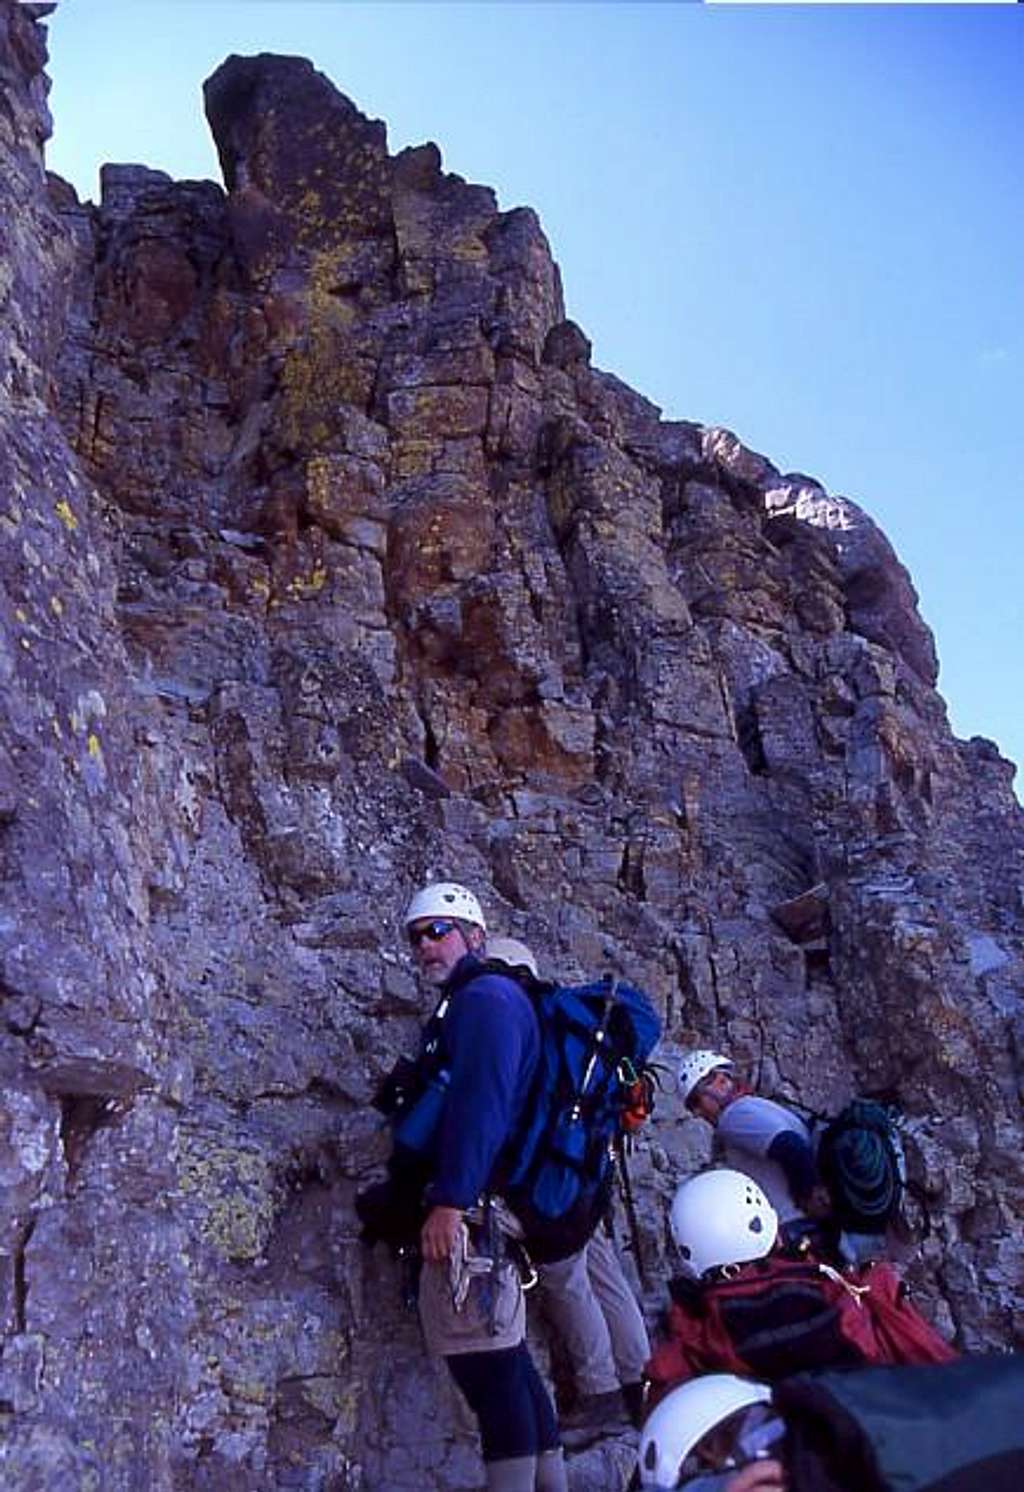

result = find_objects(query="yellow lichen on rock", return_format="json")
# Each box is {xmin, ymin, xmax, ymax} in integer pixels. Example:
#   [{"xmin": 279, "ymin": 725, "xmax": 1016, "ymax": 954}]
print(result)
[
  {"xmin": 55, "ymin": 499, "xmax": 78, "ymax": 532},
  {"xmin": 177, "ymin": 1138, "xmax": 278, "ymax": 1263}
]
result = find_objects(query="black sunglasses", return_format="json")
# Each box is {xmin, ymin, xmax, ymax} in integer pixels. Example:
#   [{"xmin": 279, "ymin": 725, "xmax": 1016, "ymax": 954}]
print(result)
[{"xmin": 408, "ymin": 919, "xmax": 458, "ymax": 948}]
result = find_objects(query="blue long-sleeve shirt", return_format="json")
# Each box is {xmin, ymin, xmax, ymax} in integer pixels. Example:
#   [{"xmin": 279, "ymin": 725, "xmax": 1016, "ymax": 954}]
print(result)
[{"xmin": 426, "ymin": 957, "xmax": 540, "ymax": 1209}]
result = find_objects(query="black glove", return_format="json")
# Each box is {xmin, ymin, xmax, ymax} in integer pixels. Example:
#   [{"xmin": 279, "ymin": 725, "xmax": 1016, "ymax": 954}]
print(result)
[
  {"xmin": 355, "ymin": 1177, "xmax": 421, "ymax": 1247},
  {"xmin": 355, "ymin": 1149, "xmax": 431, "ymax": 1247}
]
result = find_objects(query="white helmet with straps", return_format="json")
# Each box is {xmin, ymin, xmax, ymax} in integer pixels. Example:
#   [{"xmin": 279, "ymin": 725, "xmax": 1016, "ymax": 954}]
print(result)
[
  {"xmin": 404, "ymin": 881, "xmax": 486, "ymax": 931},
  {"xmin": 486, "ymin": 936, "xmax": 539, "ymax": 979},
  {"xmin": 669, "ymin": 1169, "xmax": 778, "ymax": 1280},
  {"xmin": 677, "ymin": 1049, "xmax": 732, "ymax": 1105},
  {"xmin": 638, "ymin": 1374, "xmax": 772, "ymax": 1488}
]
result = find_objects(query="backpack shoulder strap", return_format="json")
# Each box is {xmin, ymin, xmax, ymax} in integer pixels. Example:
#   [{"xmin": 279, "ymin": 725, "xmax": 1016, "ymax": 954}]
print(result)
[
  {"xmin": 420, "ymin": 988, "xmax": 454, "ymax": 1061},
  {"xmin": 768, "ymin": 1093, "xmax": 829, "ymax": 1127}
]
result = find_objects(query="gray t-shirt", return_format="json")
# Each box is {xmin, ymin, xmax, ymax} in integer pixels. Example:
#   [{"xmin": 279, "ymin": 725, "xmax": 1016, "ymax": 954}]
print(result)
[{"xmin": 715, "ymin": 1095, "xmax": 812, "ymax": 1224}]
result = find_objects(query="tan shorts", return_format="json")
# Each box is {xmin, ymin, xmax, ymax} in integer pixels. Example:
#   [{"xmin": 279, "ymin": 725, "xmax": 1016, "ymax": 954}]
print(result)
[{"xmin": 418, "ymin": 1256, "xmax": 525, "ymax": 1357}]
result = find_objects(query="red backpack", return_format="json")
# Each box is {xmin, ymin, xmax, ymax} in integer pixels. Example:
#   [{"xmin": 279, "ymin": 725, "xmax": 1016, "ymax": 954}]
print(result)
[{"xmin": 647, "ymin": 1255, "xmax": 956, "ymax": 1404}]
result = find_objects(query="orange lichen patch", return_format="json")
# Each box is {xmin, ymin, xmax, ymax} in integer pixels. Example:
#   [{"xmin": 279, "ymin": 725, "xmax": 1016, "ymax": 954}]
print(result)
[
  {"xmin": 276, "ymin": 252, "xmax": 374, "ymax": 449},
  {"xmin": 307, "ymin": 247, "xmax": 361, "ymax": 323},
  {"xmin": 86, "ymin": 733, "xmax": 103, "ymax": 759},
  {"xmin": 278, "ymin": 345, "xmax": 367, "ymax": 449},
  {"xmin": 55, "ymin": 500, "xmax": 78, "ymax": 532}
]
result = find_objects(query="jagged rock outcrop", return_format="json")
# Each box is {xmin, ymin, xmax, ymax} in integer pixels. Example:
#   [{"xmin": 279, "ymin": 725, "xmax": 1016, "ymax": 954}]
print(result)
[{"xmin": 2, "ymin": 9, "xmax": 1022, "ymax": 1488}]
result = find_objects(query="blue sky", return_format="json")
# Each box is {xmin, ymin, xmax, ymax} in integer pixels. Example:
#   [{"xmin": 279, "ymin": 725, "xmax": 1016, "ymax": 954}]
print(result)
[{"xmin": 44, "ymin": 2, "xmax": 1023, "ymax": 790}]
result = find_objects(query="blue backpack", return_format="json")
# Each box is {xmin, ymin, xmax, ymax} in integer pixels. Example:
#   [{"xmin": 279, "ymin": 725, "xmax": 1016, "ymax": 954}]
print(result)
[{"xmin": 500, "ymin": 974, "xmax": 662, "ymax": 1263}]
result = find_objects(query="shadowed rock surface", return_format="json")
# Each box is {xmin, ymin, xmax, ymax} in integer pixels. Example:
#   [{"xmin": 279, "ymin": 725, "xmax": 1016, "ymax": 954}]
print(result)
[{"xmin": 1, "ymin": 8, "xmax": 1021, "ymax": 1488}]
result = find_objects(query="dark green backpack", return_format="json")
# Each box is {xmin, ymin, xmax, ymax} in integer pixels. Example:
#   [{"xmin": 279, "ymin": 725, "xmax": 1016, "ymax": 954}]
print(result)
[{"xmin": 816, "ymin": 1099, "xmax": 906, "ymax": 1234}]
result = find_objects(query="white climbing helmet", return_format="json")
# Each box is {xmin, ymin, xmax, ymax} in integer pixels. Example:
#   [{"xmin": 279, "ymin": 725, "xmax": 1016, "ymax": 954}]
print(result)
[
  {"xmin": 669, "ymin": 1169, "xmax": 778, "ymax": 1280},
  {"xmin": 404, "ymin": 881, "xmax": 486, "ymax": 931},
  {"xmin": 638, "ymin": 1374, "xmax": 772, "ymax": 1489},
  {"xmin": 677, "ymin": 1049, "xmax": 732, "ymax": 1106},
  {"xmin": 486, "ymin": 936, "xmax": 540, "ymax": 980}
]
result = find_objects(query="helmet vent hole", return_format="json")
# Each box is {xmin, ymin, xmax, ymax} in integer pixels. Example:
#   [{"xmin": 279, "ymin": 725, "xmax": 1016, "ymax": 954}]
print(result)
[
  {"xmin": 644, "ymin": 1443, "xmax": 657, "ymax": 1470},
  {"xmin": 750, "ymin": 1217, "xmax": 762, "ymax": 1235},
  {"xmin": 680, "ymin": 1244, "xmax": 691, "ymax": 1259}
]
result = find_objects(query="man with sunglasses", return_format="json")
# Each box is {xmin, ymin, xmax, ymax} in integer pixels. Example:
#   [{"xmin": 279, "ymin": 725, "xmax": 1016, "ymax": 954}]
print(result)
[{"xmin": 399, "ymin": 881, "xmax": 567, "ymax": 1492}]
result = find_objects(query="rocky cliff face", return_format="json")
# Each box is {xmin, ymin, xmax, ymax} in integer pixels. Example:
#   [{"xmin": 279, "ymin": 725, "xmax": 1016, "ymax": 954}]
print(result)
[{"xmin": 1, "ymin": 8, "xmax": 1022, "ymax": 1488}]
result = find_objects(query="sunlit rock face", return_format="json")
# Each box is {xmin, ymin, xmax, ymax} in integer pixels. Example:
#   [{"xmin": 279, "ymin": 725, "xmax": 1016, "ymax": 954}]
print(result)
[{"xmin": 2, "ymin": 7, "xmax": 1022, "ymax": 1487}]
